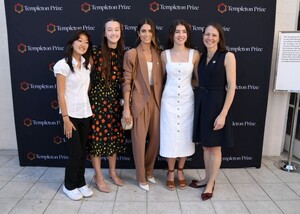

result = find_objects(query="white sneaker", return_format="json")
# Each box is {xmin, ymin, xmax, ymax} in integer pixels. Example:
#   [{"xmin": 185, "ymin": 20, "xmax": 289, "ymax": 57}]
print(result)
[
  {"xmin": 78, "ymin": 185, "xmax": 94, "ymax": 197},
  {"xmin": 63, "ymin": 185, "xmax": 83, "ymax": 200}
]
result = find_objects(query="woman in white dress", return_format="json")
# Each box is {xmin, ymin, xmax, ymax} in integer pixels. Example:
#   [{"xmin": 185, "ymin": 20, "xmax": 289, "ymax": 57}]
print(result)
[{"xmin": 160, "ymin": 20, "xmax": 200, "ymax": 191}]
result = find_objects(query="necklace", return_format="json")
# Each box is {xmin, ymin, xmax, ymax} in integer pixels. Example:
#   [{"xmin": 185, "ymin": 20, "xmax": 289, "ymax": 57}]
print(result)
[{"xmin": 207, "ymin": 54, "xmax": 213, "ymax": 59}]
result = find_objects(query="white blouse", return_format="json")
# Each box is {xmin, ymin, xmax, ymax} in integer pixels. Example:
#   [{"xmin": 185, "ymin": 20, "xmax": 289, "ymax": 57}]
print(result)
[{"xmin": 53, "ymin": 57, "xmax": 92, "ymax": 118}]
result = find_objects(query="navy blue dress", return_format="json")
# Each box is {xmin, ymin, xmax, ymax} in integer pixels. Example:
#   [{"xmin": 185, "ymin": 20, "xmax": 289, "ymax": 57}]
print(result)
[{"xmin": 193, "ymin": 50, "xmax": 234, "ymax": 147}]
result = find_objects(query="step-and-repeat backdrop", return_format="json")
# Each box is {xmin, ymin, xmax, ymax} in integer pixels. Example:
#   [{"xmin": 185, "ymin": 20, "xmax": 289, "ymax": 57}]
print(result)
[{"xmin": 5, "ymin": 0, "xmax": 276, "ymax": 168}]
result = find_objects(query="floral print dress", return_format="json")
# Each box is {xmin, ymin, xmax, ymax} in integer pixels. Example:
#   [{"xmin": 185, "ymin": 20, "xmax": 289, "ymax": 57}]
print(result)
[{"xmin": 87, "ymin": 47, "xmax": 125, "ymax": 156}]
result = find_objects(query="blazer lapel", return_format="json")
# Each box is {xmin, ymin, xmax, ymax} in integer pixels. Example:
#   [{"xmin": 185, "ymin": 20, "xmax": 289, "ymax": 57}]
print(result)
[
  {"xmin": 151, "ymin": 48, "xmax": 160, "ymax": 83},
  {"xmin": 136, "ymin": 45, "xmax": 150, "ymax": 92}
]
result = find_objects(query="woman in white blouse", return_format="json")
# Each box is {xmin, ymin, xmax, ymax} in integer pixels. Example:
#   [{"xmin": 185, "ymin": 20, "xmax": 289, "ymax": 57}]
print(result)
[{"xmin": 54, "ymin": 30, "xmax": 94, "ymax": 201}]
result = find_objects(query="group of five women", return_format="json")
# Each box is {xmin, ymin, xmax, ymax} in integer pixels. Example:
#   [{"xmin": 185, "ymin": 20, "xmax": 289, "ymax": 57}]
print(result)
[{"xmin": 54, "ymin": 17, "xmax": 236, "ymax": 201}]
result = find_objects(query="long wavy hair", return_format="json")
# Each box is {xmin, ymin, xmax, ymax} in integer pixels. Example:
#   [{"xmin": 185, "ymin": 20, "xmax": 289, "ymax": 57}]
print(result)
[
  {"xmin": 202, "ymin": 22, "xmax": 227, "ymax": 53},
  {"xmin": 135, "ymin": 18, "xmax": 161, "ymax": 52},
  {"xmin": 166, "ymin": 19, "xmax": 194, "ymax": 49},
  {"xmin": 101, "ymin": 18, "xmax": 125, "ymax": 85},
  {"xmin": 64, "ymin": 30, "xmax": 92, "ymax": 72}
]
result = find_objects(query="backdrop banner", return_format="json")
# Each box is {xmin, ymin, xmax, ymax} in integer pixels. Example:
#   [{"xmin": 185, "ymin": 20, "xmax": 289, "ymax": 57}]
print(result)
[{"xmin": 5, "ymin": 0, "xmax": 276, "ymax": 168}]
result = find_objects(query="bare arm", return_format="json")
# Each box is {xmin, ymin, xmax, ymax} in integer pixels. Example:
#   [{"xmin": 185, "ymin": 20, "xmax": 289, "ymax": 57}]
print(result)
[
  {"xmin": 56, "ymin": 74, "xmax": 76, "ymax": 138},
  {"xmin": 192, "ymin": 50, "xmax": 200, "ymax": 88},
  {"xmin": 160, "ymin": 50, "xmax": 167, "ymax": 83},
  {"xmin": 88, "ymin": 56, "xmax": 94, "ymax": 92},
  {"xmin": 213, "ymin": 52, "xmax": 236, "ymax": 130}
]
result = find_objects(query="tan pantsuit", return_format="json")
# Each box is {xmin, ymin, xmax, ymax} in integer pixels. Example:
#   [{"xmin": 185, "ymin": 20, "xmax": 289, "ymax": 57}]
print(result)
[
  {"xmin": 123, "ymin": 45, "xmax": 163, "ymax": 184},
  {"xmin": 131, "ymin": 87, "xmax": 160, "ymax": 182}
]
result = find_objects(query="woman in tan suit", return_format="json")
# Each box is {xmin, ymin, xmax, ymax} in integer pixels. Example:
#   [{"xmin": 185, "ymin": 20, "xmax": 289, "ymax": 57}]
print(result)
[{"xmin": 122, "ymin": 18, "xmax": 163, "ymax": 191}]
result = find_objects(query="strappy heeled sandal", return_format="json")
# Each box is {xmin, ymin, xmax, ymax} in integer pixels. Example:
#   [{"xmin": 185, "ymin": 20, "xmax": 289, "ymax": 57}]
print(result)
[
  {"xmin": 177, "ymin": 168, "xmax": 187, "ymax": 190},
  {"xmin": 166, "ymin": 169, "xmax": 175, "ymax": 191}
]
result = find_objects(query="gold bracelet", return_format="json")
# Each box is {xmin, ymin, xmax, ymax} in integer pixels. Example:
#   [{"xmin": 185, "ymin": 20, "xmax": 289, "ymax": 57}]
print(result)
[{"xmin": 62, "ymin": 114, "xmax": 68, "ymax": 117}]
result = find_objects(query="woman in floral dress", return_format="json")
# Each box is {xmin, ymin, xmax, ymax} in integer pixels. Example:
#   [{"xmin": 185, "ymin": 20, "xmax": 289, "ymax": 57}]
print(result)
[{"xmin": 87, "ymin": 19, "xmax": 125, "ymax": 193}]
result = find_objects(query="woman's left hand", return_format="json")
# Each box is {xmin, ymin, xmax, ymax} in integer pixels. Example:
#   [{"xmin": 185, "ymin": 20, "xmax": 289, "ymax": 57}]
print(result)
[{"xmin": 213, "ymin": 114, "xmax": 226, "ymax": 130}]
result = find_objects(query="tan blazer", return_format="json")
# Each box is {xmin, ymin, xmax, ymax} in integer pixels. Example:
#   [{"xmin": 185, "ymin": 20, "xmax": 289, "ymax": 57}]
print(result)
[{"xmin": 123, "ymin": 45, "xmax": 163, "ymax": 119}]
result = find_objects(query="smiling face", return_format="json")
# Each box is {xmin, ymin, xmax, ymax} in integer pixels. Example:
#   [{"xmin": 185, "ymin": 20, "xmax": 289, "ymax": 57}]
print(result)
[
  {"xmin": 105, "ymin": 20, "xmax": 121, "ymax": 48},
  {"xmin": 72, "ymin": 34, "xmax": 89, "ymax": 58},
  {"xmin": 203, "ymin": 25, "xmax": 220, "ymax": 51},
  {"xmin": 173, "ymin": 24, "xmax": 187, "ymax": 46},
  {"xmin": 138, "ymin": 24, "xmax": 153, "ymax": 45}
]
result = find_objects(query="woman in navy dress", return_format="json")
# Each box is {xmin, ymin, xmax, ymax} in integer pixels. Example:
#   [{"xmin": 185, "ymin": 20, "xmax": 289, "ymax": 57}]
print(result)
[{"xmin": 190, "ymin": 23, "xmax": 236, "ymax": 201}]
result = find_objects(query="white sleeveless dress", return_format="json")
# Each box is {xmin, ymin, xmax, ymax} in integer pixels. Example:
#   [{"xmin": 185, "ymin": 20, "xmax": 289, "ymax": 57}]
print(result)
[{"xmin": 160, "ymin": 49, "xmax": 195, "ymax": 158}]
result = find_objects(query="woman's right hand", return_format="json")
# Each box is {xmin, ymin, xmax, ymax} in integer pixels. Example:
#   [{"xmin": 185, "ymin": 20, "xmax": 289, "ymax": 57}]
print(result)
[
  {"xmin": 122, "ymin": 108, "xmax": 132, "ymax": 125},
  {"xmin": 63, "ymin": 117, "xmax": 76, "ymax": 139}
]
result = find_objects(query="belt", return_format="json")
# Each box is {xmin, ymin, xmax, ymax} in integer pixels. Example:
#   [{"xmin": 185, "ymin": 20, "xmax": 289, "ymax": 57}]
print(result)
[{"xmin": 199, "ymin": 86, "xmax": 225, "ymax": 91}]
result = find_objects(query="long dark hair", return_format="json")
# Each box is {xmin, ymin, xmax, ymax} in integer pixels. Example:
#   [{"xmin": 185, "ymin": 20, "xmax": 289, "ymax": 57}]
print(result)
[
  {"xmin": 166, "ymin": 19, "xmax": 194, "ymax": 49},
  {"xmin": 135, "ymin": 18, "xmax": 160, "ymax": 51},
  {"xmin": 202, "ymin": 22, "xmax": 227, "ymax": 53},
  {"xmin": 64, "ymin": 30, "xmax": 92, "ymax": 72},
  {"xmin": 101, "ymin": 18, "xmax": 125, "ymax": 86}
]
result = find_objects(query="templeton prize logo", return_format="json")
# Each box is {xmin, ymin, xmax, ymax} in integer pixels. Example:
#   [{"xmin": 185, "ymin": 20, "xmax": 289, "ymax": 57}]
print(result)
[
  {"xmin": 150, "ymin": 1, "xmax": 159, "ymax": 12},
  {"xmin": 14, "ymin": 3, "xmax": 24, "ymax": 13},
  {"xmin": 23, "ymin": 118, "xmax": 32, "ymax": 127},
  {"xmin": 46, "ymin": 23, "xmax": 95, "ymax": 33},
  {"xmin": 14, "ymin": 4, "xmax": 63, "ymax": 13},
  {"xmin": 82, "ymin": 2, "xmax": 91, "ymax": 13},
  {"xmin": 20, "ymin": 81, "xmax": 30, "ymax": 91},
  {"xmin": 51, "ymin": 100, "xmax": 59, "ymax": 109},
  {"xmin": 27, "ymin": 152, "xmax": 36, "ymax": 160},
  {"xmin": 53, "ymin": 136, "xmax": 62, "ymax": 144},
  {"xmin": 47, "ymin": 23, "xmax": 56, "ymax": 33},
  {"xmin": 18, "ymin": 43, "xmax": 27, "ymax": 53},
  {"xmin": 20, "ymin": 81, "xmax": 57, "ymax": 91},
  {"xmin": 217, "ymin": 3, "xmax": 266, "ymax": 13},
  {"xmin": 17, "ymin": 43, "xmax": 63, "ymax": 52},
  {"xmin": 218, "ymin": 3, "xmax": 227, "ymax": 13}
]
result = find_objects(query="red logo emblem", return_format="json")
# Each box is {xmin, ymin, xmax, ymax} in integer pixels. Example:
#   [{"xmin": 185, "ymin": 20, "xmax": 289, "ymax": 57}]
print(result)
[
  {"xmin": 53, "ymin": 136, "xmax": 62, "ymax": 144},
  {"xmin": 14, "ymin": 3, "xmax": 24, "ymax": 13},
  {"xmin": 20, "ymin": 81, "xmax": 30, "ymax": 91},
  {"xmin": 51, "ymin": 100, "xmax": 59, "ymax": 109},
  {"xmin": 47, "ymin": 23, "xmax": 56, "ymax": 33},
  {"xmin": 81, "ymin": 2, "xmax": 91, "ymax": 13},
  {"xmin": 27, "ymin": 152, "xmax": 36, "ymax": 160},
  {"xmin": 18, "ymin": 43, "xmax": 27, "ymax": 53},
  {"xmin": 218, "ymin": 3, "xmax": 227, "ymax": 13},
  {"xmin": 150, "ymin": 1, "xmax": 159, "ymax": 12},
  {"xmin": 49, "ymin": 62, "xmax": 55, "ymax": 72},
  {"xmin": 23, "ymin": 118, "xmax": 32, "ymax": 127}
]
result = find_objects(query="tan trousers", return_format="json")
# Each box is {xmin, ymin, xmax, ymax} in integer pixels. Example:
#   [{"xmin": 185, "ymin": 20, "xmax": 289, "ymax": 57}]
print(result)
[{"xmin": 131, "ymin": 87, "xmax": 160, "ymax": 183}]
